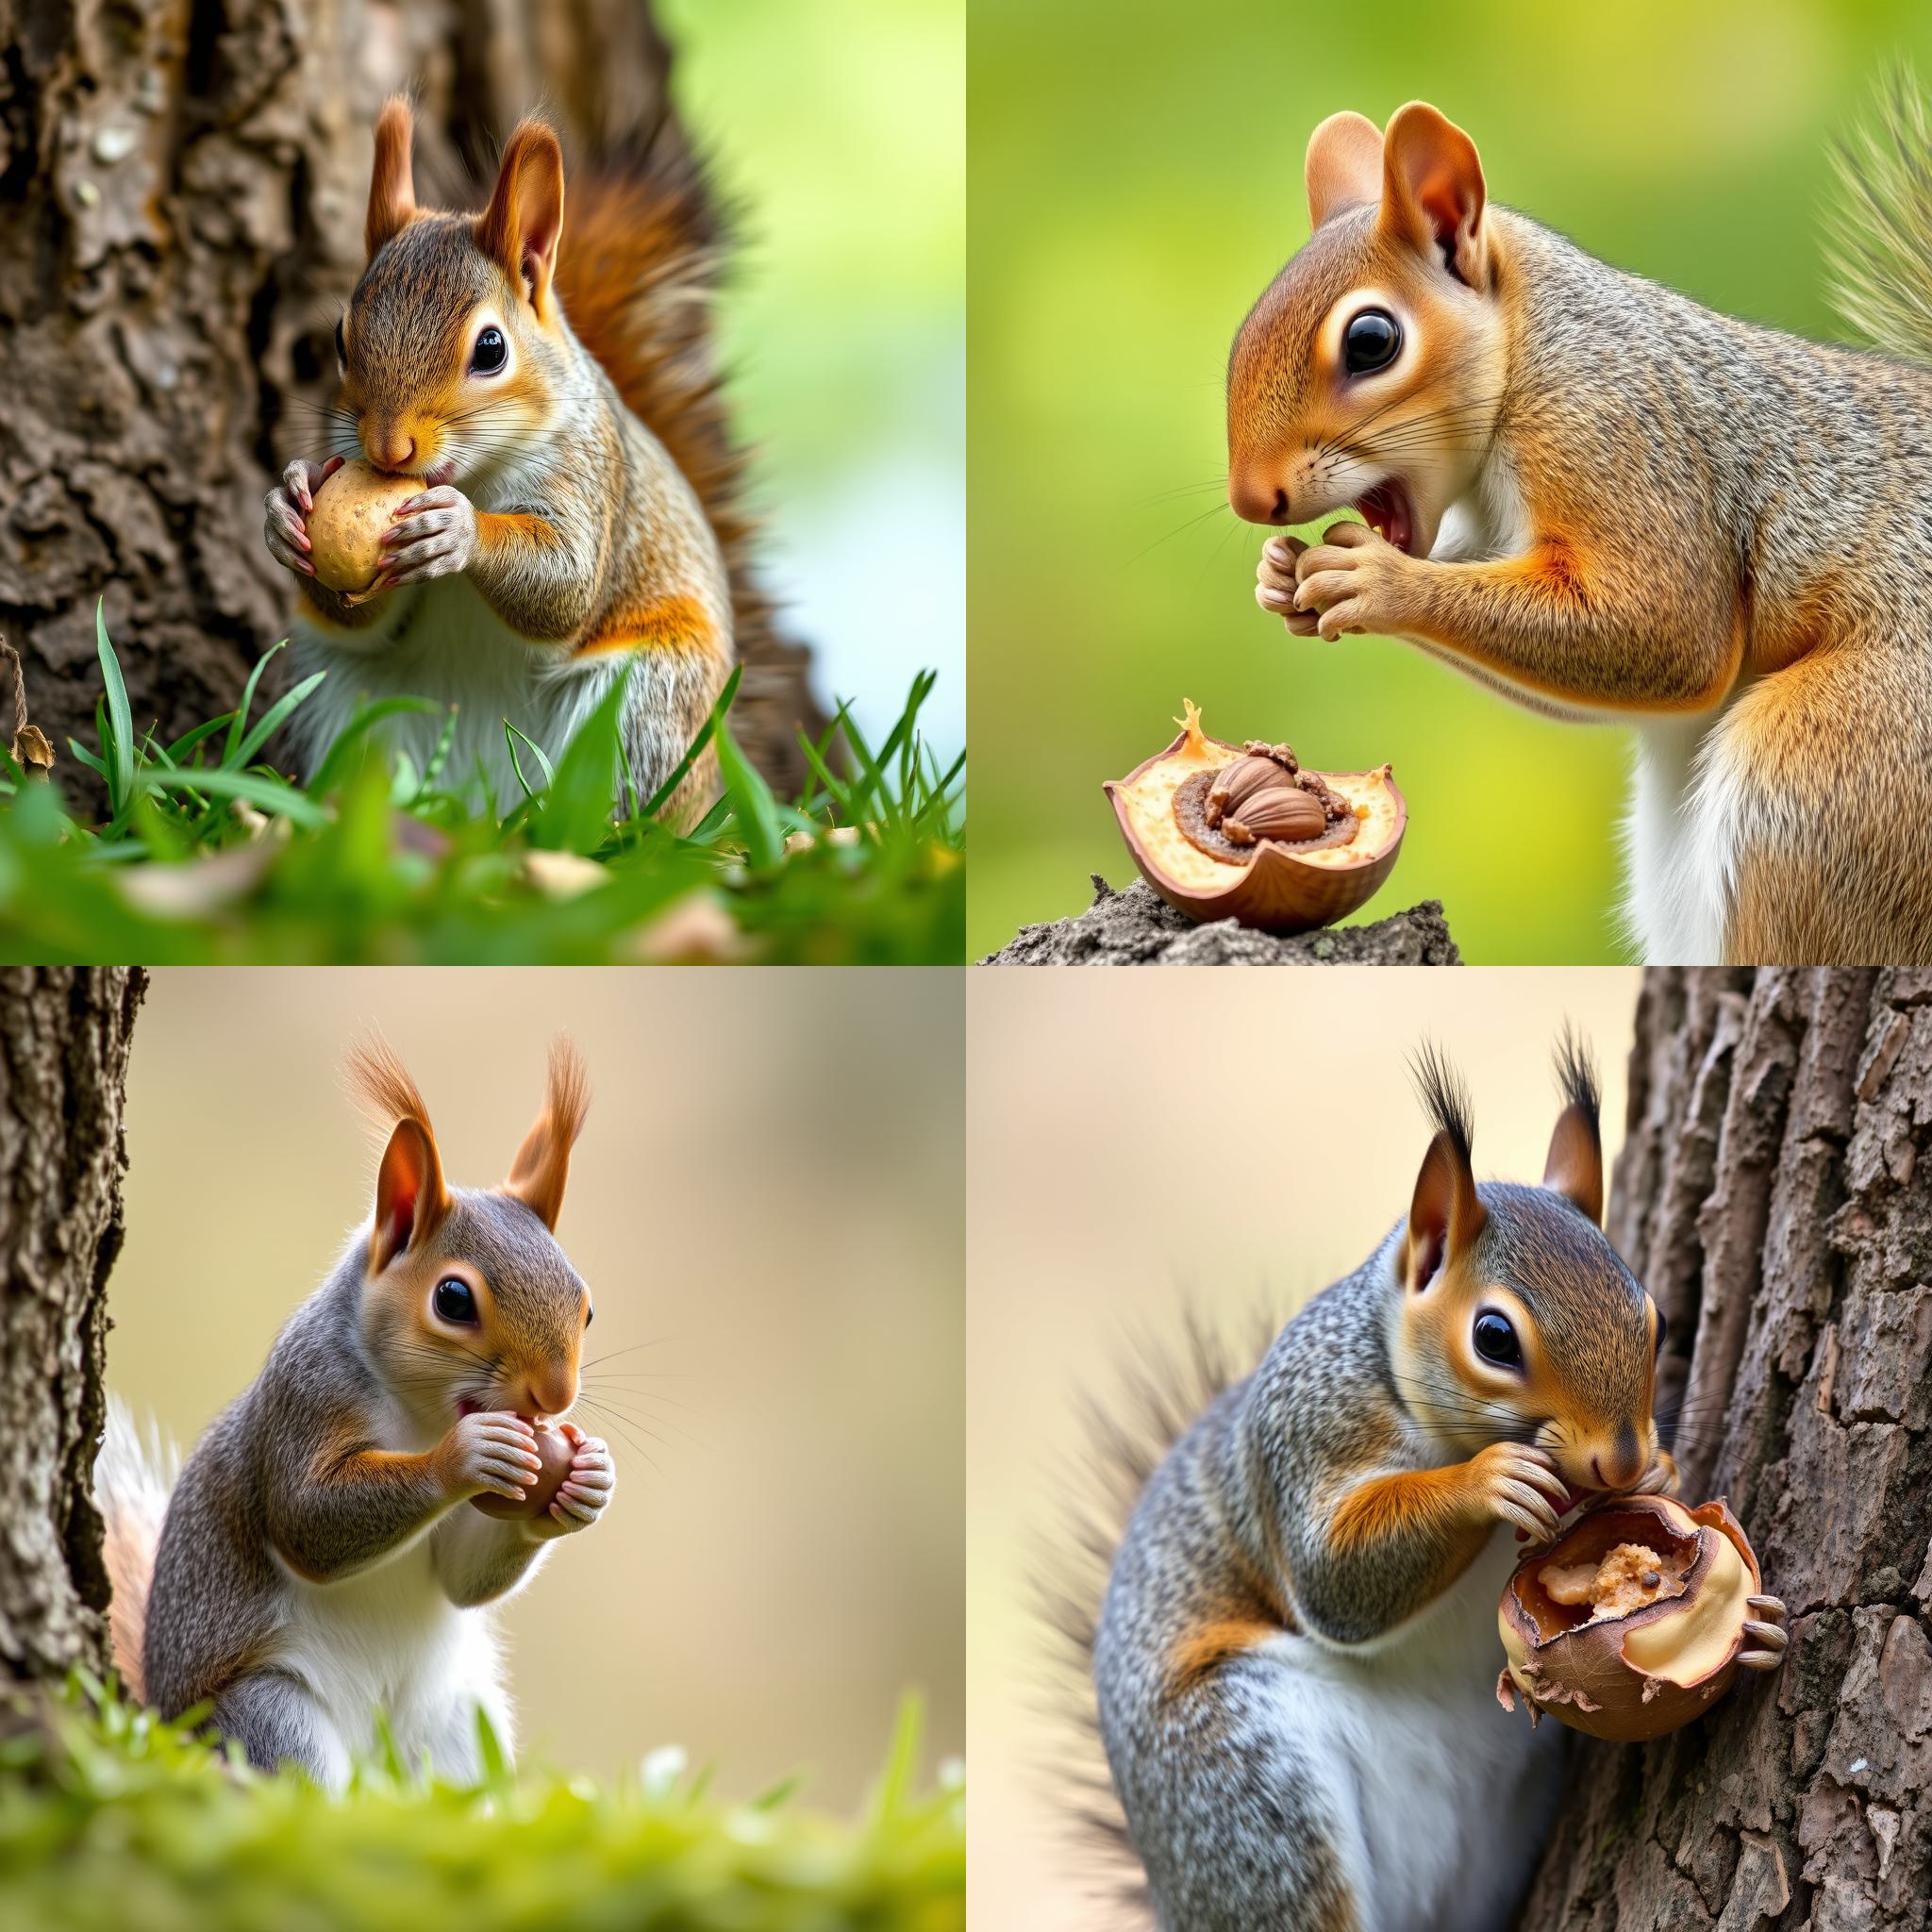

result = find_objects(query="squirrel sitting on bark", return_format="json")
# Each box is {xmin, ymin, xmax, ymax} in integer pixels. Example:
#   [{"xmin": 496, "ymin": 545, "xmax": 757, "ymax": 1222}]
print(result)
[
  {"xmin": 1228, "ymin": 90, "xmax": 1932, "ymax": 966},
  {"xmin": 95, "ymin": 1035, "xmax": 614, "ymax": 1789},
  {"xmin": 1072, "ymin": 1041, "xmax": 1786, "ymax": 1931}
]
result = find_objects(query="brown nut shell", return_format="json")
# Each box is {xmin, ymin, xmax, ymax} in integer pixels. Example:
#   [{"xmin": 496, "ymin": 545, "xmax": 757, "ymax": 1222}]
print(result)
[
  {"xmin": 470, "ymin": 1420, "xmax": 575, "ymax": 1521},
  {"xmin": 306, "ymin": 458, "xmax": 422, "ymax": 595},
  {"xmin": 1496, "ymin": 1493, "xmax": 1762, "ymax": 1741},
  {"xmin": 1105, "ymin": 703, "xmax": 1406, "ymax": 935}
]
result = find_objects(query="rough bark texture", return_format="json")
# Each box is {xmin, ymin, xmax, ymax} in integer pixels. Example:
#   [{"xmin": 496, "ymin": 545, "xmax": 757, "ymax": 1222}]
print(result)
[
  {"xmin": 0, "ymin": 967, "xmax": 144, "ymax": 1686},
  {"xmin": 1519, "ymin": 968, "xmax": 1932, "ymax": 1932},
  {"xmin": 0, "ymin": 0, "xmax": 818, "ymax": 800},
  {"xmin": 980, "ymin": 876, "xmax": 1462, "ymax": 965}
]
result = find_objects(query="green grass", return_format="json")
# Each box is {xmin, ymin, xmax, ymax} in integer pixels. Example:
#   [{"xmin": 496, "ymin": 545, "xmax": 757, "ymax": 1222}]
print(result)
[
  {"xmin": 0, "ymin": 1672, "xmax": 963, "ymax": 1932},
  {"xmin": 0, "ymin": 607, "xmax": 963, "ymax": 964}
]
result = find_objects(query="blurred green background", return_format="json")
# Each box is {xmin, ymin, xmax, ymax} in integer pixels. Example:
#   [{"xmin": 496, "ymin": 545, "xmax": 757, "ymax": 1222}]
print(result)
[
  {"xmin": 661, "ymin": 0, "xmax": 963, "ymax": 765},
  {"xmin": 966, "ymin": 0, "xmax": 1932, "ymax": 961}
]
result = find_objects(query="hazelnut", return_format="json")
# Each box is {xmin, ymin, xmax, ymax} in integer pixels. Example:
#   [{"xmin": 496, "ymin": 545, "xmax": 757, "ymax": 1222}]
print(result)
[
  {"xmin": 306, "ymin": 458, "xmax": 422, "ymax": 596},
  {"xmin": 1496, "ymin": 1493, "xmax": 1769, "ymax": 1741},
  {"xmin": 470, "ymin": 1420, "xmax": 575, "ymax": 1521},
  {"xmin": 1224, "ymin": 784, "xmax": 1327, "ymax": 845}
]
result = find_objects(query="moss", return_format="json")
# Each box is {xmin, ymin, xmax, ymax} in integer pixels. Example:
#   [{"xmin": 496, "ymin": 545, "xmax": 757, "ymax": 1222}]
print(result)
[{"xmin": 0, "ymin": 1676, "xmax": 963, "ymax": 1932}]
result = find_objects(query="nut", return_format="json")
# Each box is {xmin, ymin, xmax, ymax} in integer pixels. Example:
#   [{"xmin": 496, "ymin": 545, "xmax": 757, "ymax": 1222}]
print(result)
[
  {"xmin": 1496, "ymin": 1493, "xmax": 1765, "ymax": 1741},
  {"xmin": 470, "ymin": 1419, "xmax": 574, "ymax": 1521},
  {"xmin": 1205, "ymin": 754, "xmax": 1291, "ymax": 828},
  {"xmin": 1103, "ymin": 702, "xmax": 1406, "ymax": 935},
  {"xmin": 306, "ymin": 458, "xmax": 422, "ymax": 595},
  {"xmin": 1224, "ymin": 785, "xmax": 1327, "ymax": 845}
]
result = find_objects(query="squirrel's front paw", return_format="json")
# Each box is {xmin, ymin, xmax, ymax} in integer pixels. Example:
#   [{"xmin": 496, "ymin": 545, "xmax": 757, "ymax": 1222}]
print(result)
[
  {"xmin": 263, "ymin": 456, "xmax": 344, "ymax": 580},
  {"xmin": 1739, "ymin": 1595, "xmax": 1789, "ymax": 1673},
  {"xmin": 1468, "ymin": 1442, "xmax": 1570, "ymax": 1546},
  {"xmin": 378, "ymin": 484, "xmax": 477, "ymax": 590},
  {"xmin": 1256, "ymin": 536, "xmax": 1319, "ymax": 637},
  {"xmin": 1292, "ymin": 520, "xmax": 1415, "ymax": 641},
  {"xmin": 439, "ymin": 1410, "xmax": 542, "ymax": 1504},
  {"xmin": 544, "ymin": 1422, "xmax": 614, "ymax": 1534}
]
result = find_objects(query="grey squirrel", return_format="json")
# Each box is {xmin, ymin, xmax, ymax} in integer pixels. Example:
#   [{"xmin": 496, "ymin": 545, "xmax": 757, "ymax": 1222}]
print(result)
[
  {"xmin": 1228, "ymin": 88, "xmax": 1932, "ymax": 965},
  {"xmin": 1076, "ymin": 1041, "xmax": 1787, "ymax": 1930},
  {"xmin": 94, "ymin": 1035, "xmax": 615, "ymax": 1788}
]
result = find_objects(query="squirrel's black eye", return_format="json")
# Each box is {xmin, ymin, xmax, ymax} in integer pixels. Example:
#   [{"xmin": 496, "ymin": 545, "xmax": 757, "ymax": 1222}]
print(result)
[
  {"xmin": 1342, "ymin": 308, "xmax": 1402, "ymax": 376},
  {"xmin": 333, "ymin": 317, "xmax": 347, "ymax": 365},
  {"xmin": 1654, "ymin": 1307, "xmax": 1668, "ymax": 1357},
  {"xmin": 433, "ymin": 1277, "xmax": 478, "ymax": 1324},
  {"xmin": 584, "ymin": 1302, "xmax": 594, "ymax": 1328},
  {"xmin": 1473, "ymin": 1309, "xmax": 1522, "ymax": 1368},
  {"xmin": 471, "ymin": 325, "xmax": 507, "ymax": 375}
]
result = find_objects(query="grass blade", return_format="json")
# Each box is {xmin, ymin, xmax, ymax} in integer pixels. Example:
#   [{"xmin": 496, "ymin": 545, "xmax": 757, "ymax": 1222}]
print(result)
[
  {"xmin": 228, "ymin": 671, "xmax": 325, "ymax": 772},
  {"xmin": 223, "ymin": 641, "xmax": 287, "ymax": 766},
  {"xmin": 715, "ymin": 717, "xmax": 783, "ymax": 870},
  {"xmin": 95, "ymin": 601, "xmax": 135, "ymax": 816},
  {"xmin": 637, "ymin": 662, "xmax": 742, "ymax": 821}
]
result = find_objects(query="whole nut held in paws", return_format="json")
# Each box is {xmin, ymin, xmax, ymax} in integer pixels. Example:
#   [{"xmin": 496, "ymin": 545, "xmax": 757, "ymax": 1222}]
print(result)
[
  {"xmin": 306, "ymin": 458, "xmax": 422, "ymax": 595},
  {"xmin": 1496, "ymin": 1492, "xmax": 1785, "ymax": 1741},
  {"xmin": 1104, "ymin": 701, "xmax": 1406, "ymax": 934},
  {"xmin": 471, "ymin": 1419, "xmax": 574, "ymax": 1521}
]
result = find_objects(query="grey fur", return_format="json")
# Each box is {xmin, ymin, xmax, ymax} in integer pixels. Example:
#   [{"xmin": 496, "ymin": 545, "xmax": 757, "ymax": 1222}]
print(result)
[
  {"xmin": 142, "ymin": 1188, "xmax": 588, "ymax": 1782},
  {"xmin": 1095, "ymin": 1178, "xmax": 1650, "ymax": 1929}
]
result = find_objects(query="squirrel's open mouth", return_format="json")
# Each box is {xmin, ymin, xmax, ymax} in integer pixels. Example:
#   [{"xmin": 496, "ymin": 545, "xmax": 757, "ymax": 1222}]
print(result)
[{"xmin": 1356, "ymin": 479, "xmax": 1415, "ymax": 555}]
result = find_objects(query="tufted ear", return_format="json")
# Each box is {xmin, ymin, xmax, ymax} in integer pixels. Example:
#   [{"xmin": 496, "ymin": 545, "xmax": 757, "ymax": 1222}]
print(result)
[
  {"xmin": 477, "ymin": 119, "xmax": 566, "ymax": 316},
  {"xmin": 366, "ymin": 95, "xmax": 418, "ymax": 258},
  {"xmin": 1404, "ymin": 1046, "xmax": 1487, "ymax": 1291},
  {"xmin": 372, "ymin": 1118, "xmax": 449, "ymax": 1274},
  {"xmin": 1543, "ymin": 1031, "xmax": 1604, "ymax": 1225},
  {"xmin": 1306, "ymin": 110, "xmax": 1385, "ymax": 230},
  {"xmin": 1379, "ymin": 100, "xmax": 1489, "ymax": 287},
  {"xmin": 504, "ymin": 1036, "xmax": 591, "ymax": 1232}
]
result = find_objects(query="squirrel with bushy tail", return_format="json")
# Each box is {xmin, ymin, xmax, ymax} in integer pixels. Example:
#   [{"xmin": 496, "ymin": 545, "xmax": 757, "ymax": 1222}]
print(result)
[
  {"xmin": 1055, "ymin": 1039, "xmax": 1786, "ymax": 1931},
  {"xmin": 1227, "ymin": 77, "xmax": 1932, "ymax": 965},
  {"xmin": 94, "ymin": 1036, "xmax": 615, "ymax": 1789}
]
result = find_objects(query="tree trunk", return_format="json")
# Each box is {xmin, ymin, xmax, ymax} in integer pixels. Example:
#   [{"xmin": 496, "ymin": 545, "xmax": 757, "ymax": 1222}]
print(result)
[
  {"xmin": 0, "ymin": 0, "xmax": 817, "ymax": 801},
  {"xmin": 1519, "ymin": 968, "xmax": 1932, "ymax": 1932},
  {"xmin": 0, "ymin": 967, "xmax": 144, "ymax": 1687}
]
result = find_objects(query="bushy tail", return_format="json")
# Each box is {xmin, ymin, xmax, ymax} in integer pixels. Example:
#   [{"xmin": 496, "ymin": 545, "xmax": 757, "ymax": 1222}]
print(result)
[
  {"xmin": 553, "ymin": 119, "xmax": 822, "ymax": 791},
  {"xmin": 1827, "ymin": 66, "xmax": 1932, "ymax": 366},
  {"xmin": 1034, "ymin": 1307, "xmax": 1271, "ymax": 1928},
  {"xmin": 93, "ymin": 1397, "xmax": 178, "ymax": 1704}
]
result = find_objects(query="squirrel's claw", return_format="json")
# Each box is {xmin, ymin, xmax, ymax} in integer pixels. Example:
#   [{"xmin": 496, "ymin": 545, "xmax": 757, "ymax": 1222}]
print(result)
[{"xmin": 1738, "ymin": 1596, "xmax": 1789, "ymax": 1671}]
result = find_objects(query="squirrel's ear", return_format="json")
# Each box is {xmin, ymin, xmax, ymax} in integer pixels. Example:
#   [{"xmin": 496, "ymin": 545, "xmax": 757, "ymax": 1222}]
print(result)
[
  {"xmin": 366, "ymin": 96, "xmax": 418, "ymax": 258},
  {"xmin": 1379, "ymin": 101, "xmax": 1489, "ymax": 288},
  {"xmin": 1404, "ymin": 1127, "xmax": 1487, "ymax": 1293},
  {"xmin": 1306, "ymin": 111, "xmax": 1385, "ymax": 230},
  {"xmin": 477, "ymin": 120, "xmax": 566, "ymax": 318},
  {"xmin": 371, "ymin": 1118, "xmax": 450, "ymax": 1274},
  {"xmin": 504, "ymin": 1036, "xmax": 590, "ymax": 1232},
  {"xmin": 1543, "ymin": 1029, "xmax": 1605, "ymax": 1224}
]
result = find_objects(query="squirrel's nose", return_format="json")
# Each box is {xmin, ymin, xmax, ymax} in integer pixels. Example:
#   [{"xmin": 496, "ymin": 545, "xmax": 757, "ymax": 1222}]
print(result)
[
  {"xmin": 366, "ymin": 425, "xmax": 417, "ymax": 473},
  {"xmin": 1228, "ymin": 461, "xmax": 1295, "ymax": 525},
  {"xmin": 520, "ymin": 1370, "xmax": 576, "ymax": 1421}
]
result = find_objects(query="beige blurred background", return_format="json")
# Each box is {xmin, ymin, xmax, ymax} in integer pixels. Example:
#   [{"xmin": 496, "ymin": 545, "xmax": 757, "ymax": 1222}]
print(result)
[
  {"xmin": 111, "ymin": 968, "xmax": 962, "ymax": 1809},
  {"xmin": 966, "ymin": 968, "xmax": 1642, "ymax": 1929}
]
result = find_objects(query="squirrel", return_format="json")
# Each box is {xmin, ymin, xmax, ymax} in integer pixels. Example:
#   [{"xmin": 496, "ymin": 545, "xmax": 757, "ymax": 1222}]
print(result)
[
  {"xmin": 92, "ymin": 1034, "xmax": 615, "ymax": 1789},
  {"xmin": 1227, "ymin": 91, "xmax": 1932, "ymax": 967},
  {"xmin": 1076, "ymin": 1041, "xmax": 1787, "ymax": 1931},
  {"xmin": 263, "ymin": 98, "xmax": 736, "ymax": 822}
]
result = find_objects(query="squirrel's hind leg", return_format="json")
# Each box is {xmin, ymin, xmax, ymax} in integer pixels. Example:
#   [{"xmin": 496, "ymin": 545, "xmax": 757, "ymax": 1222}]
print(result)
[{"xmin": 212, "ymin": 1670, "xmax": 351, "ymax": 1790}]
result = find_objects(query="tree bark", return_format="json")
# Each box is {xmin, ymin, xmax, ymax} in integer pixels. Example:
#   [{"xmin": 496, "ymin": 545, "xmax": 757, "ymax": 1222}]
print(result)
[
  {"xmin": 0, "ymin": 0, "xmax": 817, "ymax": 801},
  {"xmin": 0, "ymin": 967, "xmax": 144, "ymax": 1687},
  {"xmin": 1519, "ymin": 968, "xmax": 1932, "ymax": 1932}
]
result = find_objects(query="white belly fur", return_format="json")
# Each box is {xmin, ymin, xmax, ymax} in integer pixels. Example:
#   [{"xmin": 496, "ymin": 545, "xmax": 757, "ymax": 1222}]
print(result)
[
  {"xmin": 271, "ymin": 1535, "xmax": 509, "ymax": 1782},
  {"xmin": 289, "ymin": 575, "xmax": 624, "ymax": 814},
  {"xmin": 1259, "ymin": 1533, "xmax": 1563, "ymax": 1932}
]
